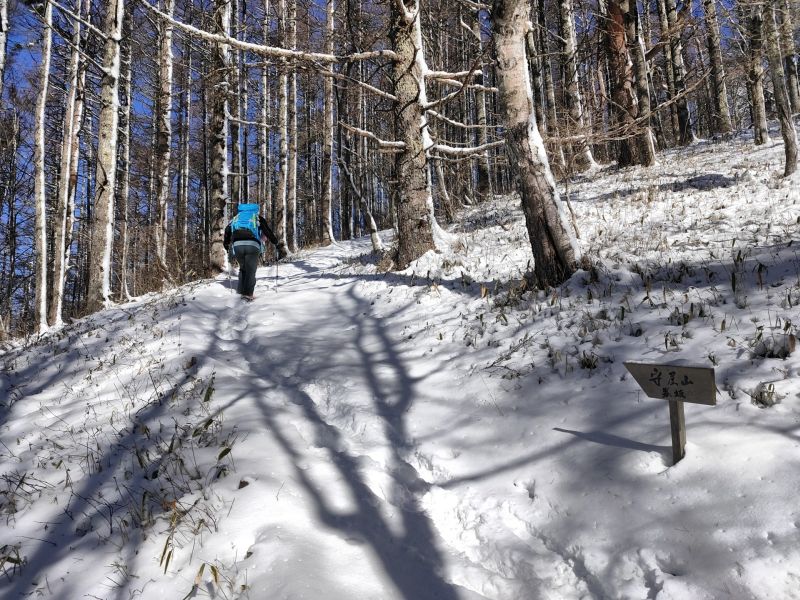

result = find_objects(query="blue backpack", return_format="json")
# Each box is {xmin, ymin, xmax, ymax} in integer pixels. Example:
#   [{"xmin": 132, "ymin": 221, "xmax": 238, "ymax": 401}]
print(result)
[{"xmin": 230, "ymin": 203, "xmax": 261, "ymax": 250}]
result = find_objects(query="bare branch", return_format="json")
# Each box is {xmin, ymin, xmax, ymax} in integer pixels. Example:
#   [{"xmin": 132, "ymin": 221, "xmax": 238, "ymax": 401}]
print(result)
[
  {"xmin": 138, "ymin": 0, "xmax": 397, "ymax": 65},
  {"xmin": 431, "ymin": 140, "xmax": 505, "ymax": 157},
  {"xmin": 427, "ymin": 109, "xmax": 493, "ymax": 130},
  {"xmin": 339, "ymin": 121, "xmax": 406, "ymax": 151}
]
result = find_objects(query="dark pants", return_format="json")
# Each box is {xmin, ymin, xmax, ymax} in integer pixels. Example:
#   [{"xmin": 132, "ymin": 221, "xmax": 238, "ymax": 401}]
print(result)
[{"xmin": 233, "ymin": 244, "xmax": 260, "ymax": 296}]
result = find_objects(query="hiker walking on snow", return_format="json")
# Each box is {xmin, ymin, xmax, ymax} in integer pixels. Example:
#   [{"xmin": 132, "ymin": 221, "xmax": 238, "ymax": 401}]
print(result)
[{"xmin": 223, "ymin": 203, "xmax": 287, "ymax": 300}]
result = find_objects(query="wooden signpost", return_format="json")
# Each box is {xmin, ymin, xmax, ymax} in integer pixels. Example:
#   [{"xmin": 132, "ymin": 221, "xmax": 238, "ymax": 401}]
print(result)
[{"xmin": 624, "ymin": 362, "xmax": 716, "ymax": 465}]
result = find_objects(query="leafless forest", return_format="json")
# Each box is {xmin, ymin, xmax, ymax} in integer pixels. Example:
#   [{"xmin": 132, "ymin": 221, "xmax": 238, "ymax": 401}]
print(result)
[{"xmin": 0, "ymin": 0, "xmax": 797, "ymax": 337}]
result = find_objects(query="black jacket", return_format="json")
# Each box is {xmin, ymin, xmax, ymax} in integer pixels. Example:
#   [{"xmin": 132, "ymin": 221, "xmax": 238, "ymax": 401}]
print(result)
[{"xmin": 223, "ymin": 216, "xmax": 279, "ymax": 251}]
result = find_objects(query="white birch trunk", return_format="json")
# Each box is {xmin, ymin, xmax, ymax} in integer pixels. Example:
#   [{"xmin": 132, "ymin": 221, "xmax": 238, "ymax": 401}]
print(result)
[
  {"xmin": 154, "ymin": 0, "xmax": 175, "ymax": 279},
  {"xmin": 177, "ymin": 48, "xmax": 191, "ymax": 273},
  {"xmin": 664, "ymin": 0, "xmax": 694, "ymax": 144},
  {"xmin": 117, "ymin": 6, "xmax": 133, "ymax": 300},
  {"xmin": 492, "ymin": 0, "xmax": 580, "ymax": 287},
  {"xmin": 33, "ymin": 1, "xmax": 53, "ymax": 333},
  {"xmin": 50, "ymin": 0, "xmax": 85, "ymax": 327},
  {"xmin": 472, "ymin": 11, "xmax": 493, "ymax": 199},
  {"xmin": 87, "ymin": 0, "xmax": 124, "ymax": 313},
  {"xmin": 559, "ymin": 0, "xmax": 596, "ymax": 169},
  {"xmin": 0, "ymin": 0, "xmax": 8, "ymax": 96},
  {"xmin": 287, "ymin": 0, "xmax": 297, "ymax": 252},
  {"xmin": 260, "ymin": 0, "xmax": 272, "ymax": 215}
]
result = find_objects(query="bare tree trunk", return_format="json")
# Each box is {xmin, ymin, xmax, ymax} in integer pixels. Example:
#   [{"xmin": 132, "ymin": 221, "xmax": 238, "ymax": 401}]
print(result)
[
  {"xmin": 559, "ymin": 0, "xmax": 596, "ymax": 169},
  {"xmin": 116, "ymin": 5, "xmax": 133, "ymax": 300},
  {"xmin": 472, "ymin": 10, "xmax": 493, "ymax": 199},
  {"xmin": 229, "ymin": 0, "xmax": 241, "ymax": 205},
  {"xmin": 177, "ymin": 45, "xmax": 191, "ymax": 275},
  {"xmin": 50, "ymin": 0, "xmax": 85, "ymax": 326},
  {"xmin": 287, "ymin": 0, "xmax": 298, "ymax": 252},
  {"xmin": 240, "ymin": 0, "xmax": 250, "ymax": 204},
  {"xmin": 391, "ymin": 0, "xmax": 437, "ymax": 269},
  {"xmin": 766, "ymin": 0, "xmax": 798, "ymax": 176},
  {"xmin": 656, "ymin": 0, "xmax": 679, "ymax": 139},
  {"xmin": 260, "ymin": 0, "xmax": 272, "ymax": 214},
  {"xmin": 0, "ymin": 0, "xmax": 7, "ymax": 96},
  {"xmin": 745, "ymin": 2, "xmax": 771, "ymax": 145},
  {"xmin": 492, "ymin": 0, "xmax": 580, "ymax": 287},
  {"xmin": 339, "ymin": 153, "xmax": 383, "ymax": 252},
  {"xmin": 319, "ymin": 0, "xmax": 335, "ymax": 245},
  {"xmin": 537, "ymin": 0, "xmax": 566, "ymax": 172},
  {"xmin": 603, "ymin": 0, "xmax": 654, "ymax": 166},
  {"xmin": 779, "ymin": 0, "xmax": 800, "ymax": 114},
  {"xmin": 703, "ymin": 0, "xmax": 733, "ymax": 135},
  {"xmin": 33, "ymin": 0, "xmax": 53, "ymax": 332},
  {"xmin": 664, "ymin": 0, "xmax": 694, "ymax": 144},
  {"xmin": 154, "ymin": 0, "xmax": 174, "ymax": 281},
  {"xmin": 209, "ymin": 0, "xmax": 231, "ymax": 274},
  {"xmin": 627, "ymin": 0, "xmax": 657, "ymax": 162},
  {"xmin": 87, "ymin": 0, "xmax": 125, "ymax": 313},
  {"xmin": 274, "ymin": 0, "xmax": 289, "ymax": 254}
]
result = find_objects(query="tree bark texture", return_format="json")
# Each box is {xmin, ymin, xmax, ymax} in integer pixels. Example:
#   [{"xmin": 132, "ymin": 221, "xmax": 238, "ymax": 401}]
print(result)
[
  {"xmin": 33, "ymin": 1, "xmax": 53, "ymax": 332},
  {"xmin": 779, "ymin": 0, "xmax": 800, "ymax": 114},
  {"xmin": 745, "ymin": 3, "xmax": 771, "ymax": 145},
  {"xmin": 391, "ymin": 0, "xmax": 436, "ymax": 269},
  {"xmin": 664, "ymin": 0, "xmax": 693, "ymax": 144},
  {"xmin": 0, "ymin": 0, "xmax": 8, "ymax": 96},
  {"xmin": 154, "ymin": 0, "xmax": 175, "ymax": 278},
  {"xmin": 320, "ymin": 0, "xmax": 335, "ymax": 245},
  {"xmin": 209, "ymin": 0, "xmax": 231, "ymax": 274},
  {"xmin": 702, "ymin": 0, "xmax": 733, "ymax": 135},
  {"xmin": 604, "ymin": 0, "xmax": 653, "ymax": 167},
  {"xmin": 766, "ymin": 0, "xmax": 798, "ymax": 176},
  {"xmin": 559, "ymin": 0, "xmax": 595, "ymax": 170},
  {"xmin": 492, "ymin": 0, "xmax": 580, "ymax": 287},
  {"xmin": 50, "ymin": 0, "xmax": 86, "ymax": 326}
]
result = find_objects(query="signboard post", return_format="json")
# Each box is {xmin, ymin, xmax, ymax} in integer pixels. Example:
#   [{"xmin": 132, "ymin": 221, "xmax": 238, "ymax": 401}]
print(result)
[{"xmin": 624, "ymin": 362, "xmax": 716, "ymax": 464}]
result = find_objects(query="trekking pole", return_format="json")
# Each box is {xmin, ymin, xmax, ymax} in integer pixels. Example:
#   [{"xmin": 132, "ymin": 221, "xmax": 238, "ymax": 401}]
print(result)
[
  {"xmin": 227, "ymin": 256, "xmax": 232, "ymax": 293},
  {"xmin": 274, "ymin": 246, "xmax": 279, "ymax": 293}
]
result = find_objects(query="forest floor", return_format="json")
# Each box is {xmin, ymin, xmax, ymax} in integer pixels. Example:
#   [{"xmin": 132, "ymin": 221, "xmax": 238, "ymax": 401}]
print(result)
[{"xmin": 2, "ymin": 129, "xmax": 800, "ymax": 600}]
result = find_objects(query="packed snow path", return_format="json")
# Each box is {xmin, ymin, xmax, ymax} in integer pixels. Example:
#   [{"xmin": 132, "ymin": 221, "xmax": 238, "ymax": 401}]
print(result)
[{"xmin": 3, "ymin": 133, "xmax": 800, "ymax": 599}]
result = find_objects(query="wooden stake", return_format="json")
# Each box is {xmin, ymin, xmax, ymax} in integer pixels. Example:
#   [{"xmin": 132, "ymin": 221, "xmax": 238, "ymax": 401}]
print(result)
[{"xmin": 668, "ymin": 399, "xmax": 686, "ymax": 464}]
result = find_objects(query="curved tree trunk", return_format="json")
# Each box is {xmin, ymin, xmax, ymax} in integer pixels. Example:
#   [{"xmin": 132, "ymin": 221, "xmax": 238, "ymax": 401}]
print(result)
[{"xmin": 492, "ymin": 0, "xmax": 580, "ymax": 287}]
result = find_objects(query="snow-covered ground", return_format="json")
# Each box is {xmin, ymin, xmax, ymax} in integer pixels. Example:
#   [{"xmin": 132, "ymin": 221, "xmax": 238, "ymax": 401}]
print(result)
[{"xmin": 2, "ymin": 132, "xmax": 800, "ymax": 600}]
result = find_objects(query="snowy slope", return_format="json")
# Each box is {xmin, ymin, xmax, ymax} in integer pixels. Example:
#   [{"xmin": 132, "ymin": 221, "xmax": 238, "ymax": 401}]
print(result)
[{"xmin": 2, "ymin": 132, "xmax": 800, "ymax": 600}]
